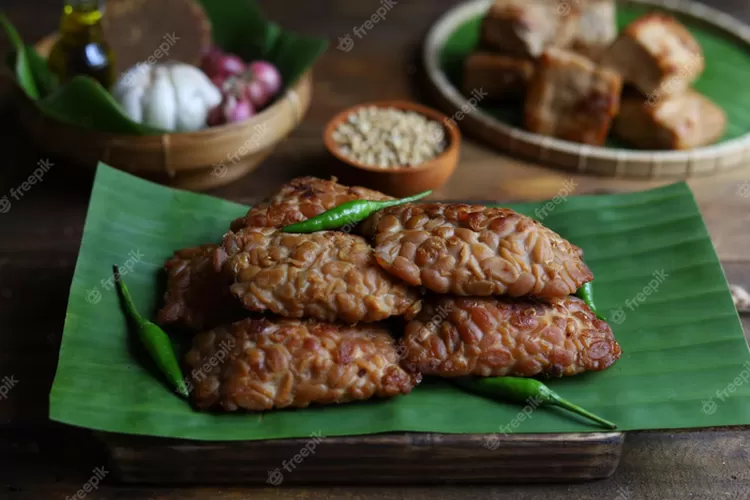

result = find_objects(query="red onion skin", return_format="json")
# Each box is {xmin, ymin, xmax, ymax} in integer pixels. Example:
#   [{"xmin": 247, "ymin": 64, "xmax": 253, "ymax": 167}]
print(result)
[
  {"xmin": 207, "ymin": 94, "xmax": 256, "ymax": 126},
  {"xmin": 201, "ymin": 49, "xmax": 247, "ymax": 79},
  {"xmin": 245, "ymin": 79, "xmax": 272, "ymax": 108},
  {"xmin": 248, "ymin": 60, "xmax": 282, "ymax": 96}
]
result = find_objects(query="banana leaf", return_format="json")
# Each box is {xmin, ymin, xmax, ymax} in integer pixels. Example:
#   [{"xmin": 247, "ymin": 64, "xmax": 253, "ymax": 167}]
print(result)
[
  {"xmin": 440, "ymin": 3, "xmax": 750, "ymax": 146},
  {"xmin": 0, "ymin": 0, "xmax": 327, "ymax": 135},
  {"xmin": 48, "ymin": 163, "xmax": 750, "ymax": 440}
]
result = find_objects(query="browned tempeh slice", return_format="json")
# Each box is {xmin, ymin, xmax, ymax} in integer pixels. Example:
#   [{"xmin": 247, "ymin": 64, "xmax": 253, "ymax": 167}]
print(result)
[
  {"xmin": 186, "ymin": 317, "xmax": 421, "ymax": 411},
  {"xmin": 479, "ymin": 0, "xmax": 580, "ymax": 57},
  {"xmin": 401, "ymin": 296, "xmax": 621, "ymax": 378},
  {"xmin": 216, "ymin": 228, "xmax": 421, "ymax": 324},
  {"xmin": 463, "ymin": 52, "xmax": 535, "ymax": 102},
  {"xmin": 614, "ymin": 89, "xmax": 727, "ymax": 150},
  {"xmin": 601, "ymin": 13, "xmax": 704, "ymax": 98},
  {"xmin": 524, "ymin": 48, "xmax": 622, "ymax": 146},
  {"xmin": 156, "ymin": 245, "xmax": 244, "ymax": 331},
  {"xmin": 230, "ymin": 176, "xmax": 393, "ymax": 232},
  {"xmin": 359, "ymin": 203, "xmax": 593, "ymax": 299},
  {"xmin": 159, "ymin": 177, "xmax": 392, "ymax": 331}
]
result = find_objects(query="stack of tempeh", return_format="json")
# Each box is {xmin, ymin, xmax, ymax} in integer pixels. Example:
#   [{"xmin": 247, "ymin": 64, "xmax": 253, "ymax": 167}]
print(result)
[
  {"xmin": 158, "ymin": 177, "xmax": 621, "ymax": 412},
  {"xmin": 465, "ymin": 0, "xmax": 726, "ymax": 149}
]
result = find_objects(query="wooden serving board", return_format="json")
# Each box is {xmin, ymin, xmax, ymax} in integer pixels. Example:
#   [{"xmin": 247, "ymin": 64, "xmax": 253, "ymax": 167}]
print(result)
[{"xmin": 98, "ymin": 431, "xmax": 624, "ymax": 484}]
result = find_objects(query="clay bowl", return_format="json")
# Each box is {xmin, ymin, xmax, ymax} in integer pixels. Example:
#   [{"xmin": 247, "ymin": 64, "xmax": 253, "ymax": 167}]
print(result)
[
  {"xmin": 11, "ymin": 34, "xmax": 312, "ymax": 191},
  {"xmin": 323, "ymin": 100, "xmax": 461, "ymax": 197}
]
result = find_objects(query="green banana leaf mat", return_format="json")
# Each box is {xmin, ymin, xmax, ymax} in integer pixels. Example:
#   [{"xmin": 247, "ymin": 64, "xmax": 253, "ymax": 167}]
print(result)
[
  {"xmin": 49, "ymin": 163, "xmax": 750, "ymax": 440},
  {"xmin": 439, "ymin": 3, "xmax": 750, "ymax": 146}
]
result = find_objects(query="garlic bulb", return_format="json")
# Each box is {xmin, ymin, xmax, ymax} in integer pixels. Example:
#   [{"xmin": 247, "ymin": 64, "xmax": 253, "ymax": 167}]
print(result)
[{"xmin": 112, "ymin": 62, "xmax": 222, "ymax": 132}]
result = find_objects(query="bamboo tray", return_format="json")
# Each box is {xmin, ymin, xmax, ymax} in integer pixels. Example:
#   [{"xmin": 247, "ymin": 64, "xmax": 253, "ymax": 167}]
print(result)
[
  {"xmin": 99, "ymin": 431, "xmax": 624, "ymax": 484},
  {"xmin": 423, "ymin": 0, "xmax": 750, "ymax": 178}
]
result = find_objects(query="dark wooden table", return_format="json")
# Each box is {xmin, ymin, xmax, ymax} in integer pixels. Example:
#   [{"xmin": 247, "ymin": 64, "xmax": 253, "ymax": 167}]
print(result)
[{"xmin": 1, "ymin": 0, "xmax": 749, "ymax": 498}]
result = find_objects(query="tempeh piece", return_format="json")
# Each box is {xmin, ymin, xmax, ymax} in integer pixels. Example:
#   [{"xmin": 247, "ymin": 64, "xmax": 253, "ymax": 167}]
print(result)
[
  {"xmin": 525, "ymin": 48, "xmax": 622, "ymax": 146},
  {"xmin": 463, "ymin": 52, "xmax": 535, "ymax": 101},
  {"xmin": 230, "ymin": 176, "xmax": 393, "ymax": 232},
  {"xmin": 359, "ymin": 203, "xmax": 593, "ymax": 299},
  {"xmin": 572, "ymin": 0, "xmax": 617, "ymax": 59},
  {"xmin": 601, "ymin": 13, "xmax": 704, "ymax": 97},
  {"xmin": 216, "ymin": 228, "xmax": 421, "ymax": 323},
  {"xmin": 614, "ymin": 89, "xmax": 727, "ymax": 150},
  {"xmin": 480, "ymin": 0, "xmax": 580, "ymax": 57},
  {"xmin": 159, "ymin": 177, "xmax": 392, "ymax": 331},
  {"xmin": 186, "ymin": 317, "xmax": 421, "ymax": 411},
  {"xmin": 401, "ymin": 296, "xmax": 621, "ymax": 378},
  {"xmin": 156, "ymin": 245, "xmax": 244, "ymax": 331}
]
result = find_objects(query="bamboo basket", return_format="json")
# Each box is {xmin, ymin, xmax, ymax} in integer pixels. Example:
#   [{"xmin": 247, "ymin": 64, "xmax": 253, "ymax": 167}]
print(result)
[
  {"xmin": 13, "ymin": 35, "xmax": 312, "ymax": 191},
  {"xmin": 423, "ymin": 0, "xmax": 750, "ymax": 179}
]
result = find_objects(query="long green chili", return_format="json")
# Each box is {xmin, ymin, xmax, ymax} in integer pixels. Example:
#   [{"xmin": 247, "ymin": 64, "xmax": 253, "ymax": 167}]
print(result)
[
  {"xmin": 453, "ymin": 376, "xmax": 616, "ymax": 430},
  {"xmin": 113, "ymin": 265, "xmax": 189, "ymax": 397},
  {"xmin": 281, "ymin": 190, "xmax": 432, "ymax": 233},
  {"xmin": 576, "ymin": 281, "xmax": 606, "ymax": 321}
]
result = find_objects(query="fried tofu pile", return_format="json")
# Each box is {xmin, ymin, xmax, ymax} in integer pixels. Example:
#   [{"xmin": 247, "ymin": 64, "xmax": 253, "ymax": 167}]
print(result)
[{"xmin": 468, "ymin": 1, "xmax": 726, "ymax": 149}]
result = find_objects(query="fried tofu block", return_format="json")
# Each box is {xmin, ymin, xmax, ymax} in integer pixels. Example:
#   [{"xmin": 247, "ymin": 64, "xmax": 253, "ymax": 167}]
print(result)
[
  {"xmin": 186, "ymin": 317, "xmax": 421, "ymax": 411},
  {"xmin": 463, "ymin": 52, "xmax": 535, "ymax": 101},
  {"xmin": 480, "ymin": 0, "xmax": 580, "ymax": 57},
  {"xmin": 573, "ymin": 0, "xmax": 617, "ymax": 59},
  {"xmin": 402, "ymin": 296, "xmax": 621, "ymax": 378},
  {"xmin": 156, "ymin": 245, "xmax": 244, "ymax": 331},
  {"xmin": 601, "ymin": 13, "xmax": 704, "ymax": 97},
  {"xmin": 216, "ymin": 228, "xmax": 421, "ymax": 324},
  {"xmin": 525, "ymin": 48, "xmax": 622, "ymax": 145},
  {"xmin": 614, "ymin": 89, "xmax": 727, "ymax": 150},
  {"xmin": 358, "ymin": 203, "xmax": 593, "ymax": 299},
  {"xmin": 230, "ymin": 177, "xmax": 393, "ymax": 232}
]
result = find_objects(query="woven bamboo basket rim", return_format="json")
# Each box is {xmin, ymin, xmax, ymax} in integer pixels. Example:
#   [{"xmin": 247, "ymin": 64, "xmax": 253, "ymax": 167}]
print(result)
[{"xmin": 423, "ymin": 0, "xmax": 750, "ymax": 179}]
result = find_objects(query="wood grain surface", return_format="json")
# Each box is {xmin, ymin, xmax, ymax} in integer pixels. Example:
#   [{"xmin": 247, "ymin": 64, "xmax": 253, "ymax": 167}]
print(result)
[
  {"xmin": 101, "ymin": 432, "xmax": 624, "ymax": 484},
  {"xmin": 1, "ymin": 0, "xmax": 749, "ymax": 498}
]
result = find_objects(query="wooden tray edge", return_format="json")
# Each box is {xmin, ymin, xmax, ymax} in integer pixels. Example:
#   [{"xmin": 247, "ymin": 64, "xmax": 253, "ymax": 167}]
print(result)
[{"xmin": 97, "ymin": 430, "xmax": 624, "ymax": 485}]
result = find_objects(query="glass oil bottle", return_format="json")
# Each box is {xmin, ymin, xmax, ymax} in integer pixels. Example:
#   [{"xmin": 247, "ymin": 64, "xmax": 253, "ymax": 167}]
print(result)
[{"xmin": 48, "ymin": 0, "xmax": 115, "ymax": 89}]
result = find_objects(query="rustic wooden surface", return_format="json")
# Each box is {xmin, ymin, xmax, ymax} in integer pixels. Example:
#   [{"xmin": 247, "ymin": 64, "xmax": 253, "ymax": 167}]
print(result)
[{"xmin": 1, "ymin": 0, "xmax": 749, "ymax": 498}]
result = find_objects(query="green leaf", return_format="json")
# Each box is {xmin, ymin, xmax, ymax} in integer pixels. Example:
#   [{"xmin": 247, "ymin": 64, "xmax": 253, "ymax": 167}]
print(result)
[
  {"xmin": 439, "ymin": 4, "xmax": 750, "ymax": 145},
  {"xmin": 197, "ymin": 0, "xmax": 328, "ymax": 89},
  {"xmin": 2, "ymin": 0, "xmax": 327, "ymax": 135},
  {"xmin": 41, "ymin": 76, "xmax": 163, "ymax": 134},
  {"xmin": 24, "ymin": 45, "xmax": 59, "ymax": 97},
  {"xmin": 0, "ymin": 12, "xmax": 40, "ymax": 99},
  {"xmin": 48, "ymin": 163, "xmax": 750, "ymax": 441}
]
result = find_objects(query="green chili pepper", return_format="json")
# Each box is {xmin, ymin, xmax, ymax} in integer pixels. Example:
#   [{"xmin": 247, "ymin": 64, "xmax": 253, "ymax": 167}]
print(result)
[
  {"xmin": 453, "ymin": 376, "xmax": 616, "ymax": 430},
  {"xmin": 576, "ymin": 281, "xmax": 606, "ymax": 321},
  {"xmin": 113, "ymin": 265, "xmax": 189, "ymax": 397},
  {"xmin": 281, "ymin": 190, "xmax": 432, "ymax": 233}
]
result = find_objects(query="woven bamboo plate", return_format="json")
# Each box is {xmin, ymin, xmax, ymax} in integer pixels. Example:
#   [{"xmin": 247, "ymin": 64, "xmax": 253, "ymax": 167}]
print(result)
[{"xmin": 423, "ymin": 0, "xmax": 750, "ymax": 178}]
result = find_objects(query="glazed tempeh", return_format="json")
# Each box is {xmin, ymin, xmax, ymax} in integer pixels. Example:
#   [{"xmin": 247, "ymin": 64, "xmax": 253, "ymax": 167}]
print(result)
[
  {"xmin": 402, "ymin": 296, "xmax": 621, "ymax": 378},
  {"xmin": 186, "ymin": 317, "xmax": 421, "ymax": 411},
  {"xmin": 230, "ymin": 176, "xmax": 393, "ymax": 232},
  {"xmin": 216, "ymin": 228, "xmax": 421, "ymax": 323},
  {"xmin": 159, "ymin": 177, "xmax": 392, "ymax": 330},
  {"xmin": 156, "ymin": 245, "xmax": 244, "ymax": 331},
  {"xmin": 359, "ymin": 203, "xmax": 593, "ymax": 299}
]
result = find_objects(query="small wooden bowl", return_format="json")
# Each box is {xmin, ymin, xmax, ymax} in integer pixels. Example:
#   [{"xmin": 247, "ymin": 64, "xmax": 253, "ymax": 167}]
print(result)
[
  {"xmin": 12, "ymin": 35, "xmax": 312, "ymax": 191},
  {"xmin": 323, "ymin": 101, "xmax": 461, "ymax": 197}
]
